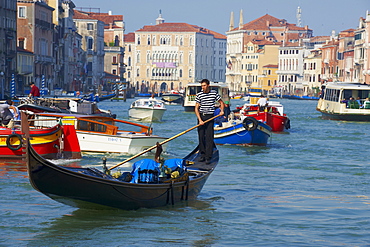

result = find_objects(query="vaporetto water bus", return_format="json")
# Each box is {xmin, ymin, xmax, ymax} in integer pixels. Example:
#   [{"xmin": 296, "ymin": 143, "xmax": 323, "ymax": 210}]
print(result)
[{"xmin": 316, "ymin": 82, "xmax": 370, "ymax": 121}]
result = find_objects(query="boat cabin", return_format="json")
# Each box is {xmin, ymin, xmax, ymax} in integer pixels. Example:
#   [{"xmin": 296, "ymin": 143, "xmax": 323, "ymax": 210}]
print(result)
[
  {"xmin": 183, "ymin": 82, "xmax": 230, "ymax": 111},
  {"xmin": 316, "ymin": 82, "xmax": 370, "ymax": 121}
]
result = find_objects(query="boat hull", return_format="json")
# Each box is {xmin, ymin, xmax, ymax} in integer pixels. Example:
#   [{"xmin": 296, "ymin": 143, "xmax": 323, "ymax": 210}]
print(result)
[
  {"xmin": 247, "ymin": 112, "xmax": 288, "ymax": 132},
  {"xmin": 129, "ymin": 108, "xmax": 166, "ymax": 122},
  {"xmin": 214, "ymin": 121, "xmax": 271, "ymax": 146},
  {"xmin": 27, "ymin": 143, "xmax": 218, "ymax": 210},
  {"xmin": 161, "ymin": 94, "xmax": 184, "ymax": 104},
  {"xmin": 77, "ymin": 131, "xmax": 168, "ymax": 154},
  {"xmin": 0, "ymin": 124, "xmax": 80, "ymax": 159},
  {"xmin": 317, "ymin": 110, "xmax": 370, "ymax": 121}
]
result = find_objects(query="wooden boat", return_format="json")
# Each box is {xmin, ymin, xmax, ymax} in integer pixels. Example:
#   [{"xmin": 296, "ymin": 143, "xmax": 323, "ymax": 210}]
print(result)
[
  {"xmin": 17, "ymin": 97, "xmax": 116, "ymax": 118},
  {"xmin": 161, "ymin": 92, "xmax": 184, "ymax": 105},
  {"xmin": 26, "ymin": 142, "xmax": 219, "ymax": 210},
  {"xmin": 32, "ymin": 113, "xmax": 168, "ymax": 154},
  {"xmin": 183, "ymin": 82, "xmax": 230, "ymax": 112},
  {"xmin": 238, "ymin": 101, "xmax": 290, "ymax": 132},
  {"xmin": 0, "ymin": 120, "xmax": 81, "ymax": 159},
  {"xmin": 316, "ymin": 82, "xmax": 370, "ymax": 121},
  {"xmin": 129, "ymin": 98, "xmax": 166, "ymax": 122},
  {"xmin": 214, "ymin": 116, "xmax": 272, "ymax": 146}
]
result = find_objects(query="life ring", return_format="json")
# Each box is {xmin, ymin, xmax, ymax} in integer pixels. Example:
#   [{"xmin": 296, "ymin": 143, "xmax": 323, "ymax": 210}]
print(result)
[
  {"xmin": 242, "ymin": 117, "xmax": 258, "ymax": 131},
  {"xmin": 6, "ymin": 134, "xmax": 23, "ymax": 151}
]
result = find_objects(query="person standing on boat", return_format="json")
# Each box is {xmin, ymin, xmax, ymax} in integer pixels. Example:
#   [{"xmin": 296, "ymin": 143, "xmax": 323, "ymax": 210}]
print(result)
[
  {"xmin": 28, "ymin": 82, "xmax": 40, "ymax": 98},
  {"xmin": 195, "ymin": 79, "xmax": 224, "ymax": 164},
  {"xmin": 257, "ymin": 95, "xmax": 268, "ymax": 112},
  {"xmin": 0, "ymin": 99, "xmax": 18, "ymax": 128},
  {"xmin": 224, "ymin": 100, "xmax": 231, "ymax": 120}
]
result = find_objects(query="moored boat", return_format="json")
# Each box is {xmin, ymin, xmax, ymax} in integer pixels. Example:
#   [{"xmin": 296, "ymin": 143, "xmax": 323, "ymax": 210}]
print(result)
[
  {"xmin": 0, "ymin": 118, "xmax": 81, "ymax": 159},
  {"xmin": 32, "ymin": 113, "xmax": 168, "ymax": 154},
  {"xmin": 26, "ymin": 142, "xmax": 219, "ymax": 210},
  {"xmin": 129, "ymin": 98, "xmax": 166, "ymax": 122},
  {"xmin": 214, "ymin": 116, "xmax": 272, "ymax": 146},
  {"xmin": 316, "ymin": 82, "xmax": 370, "ymax": 121},
  {"xmin": 18, "ymin": 97, "xmax": 116, "ymax": 118}
]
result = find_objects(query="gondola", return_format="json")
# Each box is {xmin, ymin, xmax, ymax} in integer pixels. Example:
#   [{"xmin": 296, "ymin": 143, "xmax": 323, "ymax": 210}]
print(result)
[{"xmin": 26, "ymin": 141, "xmax": 219, "ymax": 210}]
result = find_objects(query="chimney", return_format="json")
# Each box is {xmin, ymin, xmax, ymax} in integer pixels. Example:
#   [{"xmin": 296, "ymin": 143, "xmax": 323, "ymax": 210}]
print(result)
[
  {"xmin": 108, "ymin": 10, "xmax": 112, "ymax": 15},
  {"xmin": 266, "ymin": 20, "xmax": 270, "ymax": 27}
]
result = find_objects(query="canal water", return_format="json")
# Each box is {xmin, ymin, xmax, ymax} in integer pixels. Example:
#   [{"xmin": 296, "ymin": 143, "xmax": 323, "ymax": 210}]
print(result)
[{"xmin": 1, "ymin": 98, "xmax": 370, "ymax": 246}]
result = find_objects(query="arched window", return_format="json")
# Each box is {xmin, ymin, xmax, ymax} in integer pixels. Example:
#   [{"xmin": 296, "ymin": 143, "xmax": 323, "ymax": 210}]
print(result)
[
  {"xmin": 147, "ymin": 37, "xmax": 150, "ymax": 45},
  {"xmin": 137, "ymin": 37, "xmax": 140, "ymax": 45},
  {"xmin": 114, "ymin": 35, "xmax": 119, "ymax": 46},
  {"xmin": 128, "ymin": 57, "xmax": 131, "ymax": 66},
  {"xmin": 179, "ymin": 69, "xmax": 182, "ymax": 77}
]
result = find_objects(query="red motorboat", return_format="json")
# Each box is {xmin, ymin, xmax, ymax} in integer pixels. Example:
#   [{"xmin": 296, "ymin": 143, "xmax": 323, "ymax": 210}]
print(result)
[
  {"xmin": 238, "ymin": 102, "xmax": 290, "ymax": 132},
  {"xmin": 0, "ymin": 119, "xmax": 81, "ymax": 159}
]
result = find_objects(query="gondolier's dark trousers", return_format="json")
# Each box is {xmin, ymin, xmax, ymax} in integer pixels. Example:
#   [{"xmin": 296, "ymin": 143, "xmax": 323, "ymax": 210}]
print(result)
[{"xmin": 198, "ymin": 113, "xmax": 214, "ymax": 159}]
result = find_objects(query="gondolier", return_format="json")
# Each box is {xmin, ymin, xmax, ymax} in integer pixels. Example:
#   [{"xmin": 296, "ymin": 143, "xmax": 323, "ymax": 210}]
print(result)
[{"xmin": 195, "ymin": 79, "xmax": 224, "ymax": 164}]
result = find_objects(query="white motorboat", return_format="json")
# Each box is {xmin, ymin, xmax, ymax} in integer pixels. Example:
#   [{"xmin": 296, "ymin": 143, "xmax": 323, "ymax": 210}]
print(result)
[
  {"xmin": 32, "ymin": 113, "xmax": 168, "ymax": 154},
  {"xmin": 129, "ymin": 98, "xmax": 166, "ymax": 122}
]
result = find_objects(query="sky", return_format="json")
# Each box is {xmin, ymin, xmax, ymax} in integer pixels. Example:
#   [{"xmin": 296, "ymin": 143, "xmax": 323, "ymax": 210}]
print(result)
[{"xmin": 74, "ymin": 0, "xmax": 369, "ymax": 37}]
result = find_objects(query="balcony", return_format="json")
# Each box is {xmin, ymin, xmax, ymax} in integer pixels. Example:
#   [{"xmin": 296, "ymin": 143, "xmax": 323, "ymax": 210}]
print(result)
[{"xmin": 150, "ymin": 76, "xmax": 179, "ymax": 81}]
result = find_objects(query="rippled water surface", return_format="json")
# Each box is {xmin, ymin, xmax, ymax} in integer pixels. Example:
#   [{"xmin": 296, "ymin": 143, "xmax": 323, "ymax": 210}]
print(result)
[{"xmin": 1, "ymin": 98, "xmax": 370, "ymax": 246}]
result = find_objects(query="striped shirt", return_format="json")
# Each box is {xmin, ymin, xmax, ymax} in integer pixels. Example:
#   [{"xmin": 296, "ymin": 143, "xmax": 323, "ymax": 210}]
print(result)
[{"xmin": 195, "ymin": 89, "xmax": 221, "ymax": 114}]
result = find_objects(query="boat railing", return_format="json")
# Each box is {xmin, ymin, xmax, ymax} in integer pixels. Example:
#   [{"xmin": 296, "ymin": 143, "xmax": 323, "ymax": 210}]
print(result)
[{"xmin": 114, "ymin": 119, "xmax": 150, "ymax": 134}]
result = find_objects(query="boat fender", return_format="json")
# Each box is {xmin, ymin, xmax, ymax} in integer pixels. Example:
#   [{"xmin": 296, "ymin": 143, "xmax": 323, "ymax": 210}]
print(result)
[
  {"xmin": 6, "ymin": 134, "xmax": 23, "ymax": 151},
  {"xmin": 285, "ymin": 118, "xmax": 291, "ymax": 129},
  {"xmin": 242, "ymin": 117, "xmax": 258, "ymax": 131}
]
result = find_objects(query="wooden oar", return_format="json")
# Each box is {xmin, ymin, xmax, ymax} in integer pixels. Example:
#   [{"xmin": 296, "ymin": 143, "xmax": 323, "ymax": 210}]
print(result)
[{"xmin": 108, "ymin": 114, "xmax": 221, "ymax": 171}]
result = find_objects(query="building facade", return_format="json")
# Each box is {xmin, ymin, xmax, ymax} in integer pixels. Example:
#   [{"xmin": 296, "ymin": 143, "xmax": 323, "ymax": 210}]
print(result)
[
  {"xmin": 226, "ymin": 12, "xmax": 313, "ymax": 93},
  {"xmin": 1, "ymin": 0, "xmax": 17, "ymax": 98},
  {"xmin": 73, "ymin": 10, "xmax": 105, "ymax": 92},
  {"xmin": 132, "ymin": 14, "xmax": 226, "ymax": 93},
  {"xmin": 17, "ymin": 0, "xmax": 55, "ymax": 93}
]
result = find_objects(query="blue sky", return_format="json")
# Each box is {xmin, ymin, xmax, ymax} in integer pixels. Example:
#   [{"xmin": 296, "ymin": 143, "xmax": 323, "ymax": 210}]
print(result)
[{"xmin": 74, "ymin": 0, "xmax": 368, "ymax": 36}]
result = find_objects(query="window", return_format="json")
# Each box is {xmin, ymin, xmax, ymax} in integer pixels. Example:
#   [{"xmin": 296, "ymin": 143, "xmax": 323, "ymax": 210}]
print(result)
[
  {"xmin": 87, "ymin": 37, "xmax": 93, "ymax": 50},
  {"xmin": 87, "ymin": 23, "xmax": 94, "ymax": 30},
  {"xmin": 18, "ymin": 6, "xmax": 26, "ymax": 18},
  {"xmin": 112, "ymin": 69, "xmax": 116, "ymax": 75},
  {"xmin": 112, "ymin": 56, "xmax": 117, "ymax": 64}
]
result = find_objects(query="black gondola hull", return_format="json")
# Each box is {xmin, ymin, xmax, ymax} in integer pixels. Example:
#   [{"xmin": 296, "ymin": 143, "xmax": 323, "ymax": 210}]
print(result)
[{"xmin": 27, "ymin": 143, "xmax": 218, "ymax": 210}]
